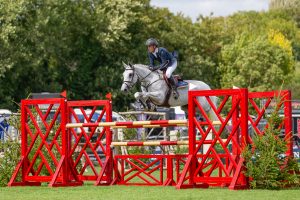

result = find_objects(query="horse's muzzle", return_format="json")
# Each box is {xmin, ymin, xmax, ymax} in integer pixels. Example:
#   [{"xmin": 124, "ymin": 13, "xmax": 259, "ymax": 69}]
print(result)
[{"xmin": 121, "ymin": 84, "xmax": 129, "ymax": 93}]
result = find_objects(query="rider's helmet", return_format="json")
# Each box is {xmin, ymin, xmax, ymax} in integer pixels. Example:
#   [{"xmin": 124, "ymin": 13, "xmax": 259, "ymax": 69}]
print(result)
[{"xmin": 145, "ymin": 38, "xmax": 159, "ymax": 46}]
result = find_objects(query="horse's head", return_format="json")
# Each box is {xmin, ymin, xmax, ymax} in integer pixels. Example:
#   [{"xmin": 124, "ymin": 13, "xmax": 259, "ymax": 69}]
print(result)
[{"xmin": 121, "ymin": 63, "xmax": 139, "ymax": 93}]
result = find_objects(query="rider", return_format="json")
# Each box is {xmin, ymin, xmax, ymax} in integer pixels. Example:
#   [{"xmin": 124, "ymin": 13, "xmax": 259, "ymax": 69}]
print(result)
[{"xmin": 145, "ymin": 38, "xmax": 179, "ymax": 99}]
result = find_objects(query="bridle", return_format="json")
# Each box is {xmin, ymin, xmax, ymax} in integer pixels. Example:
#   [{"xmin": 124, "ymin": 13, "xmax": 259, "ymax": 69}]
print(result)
[
  {"xmin": 122, "ymin": 67, "xmax": 136, "ymax": 89},
  {"xmin": 122, "ymin": 65, "xmax": 160, "ymax": 90}
]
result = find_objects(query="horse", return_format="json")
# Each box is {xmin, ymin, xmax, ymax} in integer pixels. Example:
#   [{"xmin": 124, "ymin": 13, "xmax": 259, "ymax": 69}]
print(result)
[{"xmin": 120, "ymin": 63, "xmax": 218, "ymax": 120}]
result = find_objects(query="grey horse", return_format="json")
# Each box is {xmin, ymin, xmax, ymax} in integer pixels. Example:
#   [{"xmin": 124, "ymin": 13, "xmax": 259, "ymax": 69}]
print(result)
[{"xmin": 120, "ymin": 63, "xmax": 218, "ymax": 119}]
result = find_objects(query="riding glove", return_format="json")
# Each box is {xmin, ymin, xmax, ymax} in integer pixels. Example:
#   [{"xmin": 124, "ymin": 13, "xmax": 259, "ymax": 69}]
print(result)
[{"xmin": 149, "ymin": 65, "xmax": 160, "ymax": 71}]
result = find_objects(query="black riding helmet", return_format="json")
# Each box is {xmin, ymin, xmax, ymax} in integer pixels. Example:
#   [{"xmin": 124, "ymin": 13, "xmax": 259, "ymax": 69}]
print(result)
[{"xmin": 145, "ymin": 38, "xmax": 159, "ymax": 46}]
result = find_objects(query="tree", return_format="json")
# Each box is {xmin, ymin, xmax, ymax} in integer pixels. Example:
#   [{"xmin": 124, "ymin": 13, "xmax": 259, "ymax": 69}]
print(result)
[
  {"xmin": 243, "ymin": 96, "xmax": 299, "ymax": 189},
  {"xmin": 269, "ymin": 0, "xmax": 300, "ymax": 9},
  {"xmin": 220, "ymin": 34, "xmax": 294, "ymax": 91},
  {"xmin": 0, "ymin": 0, "xmax": 144, "ymax": 110},
  {"xmin": 1, "ymin": 0, "xmax": 300, "ymax": 110},
  {"xmin": 270, "ymin": 0, "xmax": 300, "ymax": 28}
]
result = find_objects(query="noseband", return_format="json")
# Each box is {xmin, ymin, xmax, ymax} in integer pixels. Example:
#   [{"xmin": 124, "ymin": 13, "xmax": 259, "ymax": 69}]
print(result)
[{"xmin": 122, "ymin": 67, "xmax": 136, "ymax": 89}]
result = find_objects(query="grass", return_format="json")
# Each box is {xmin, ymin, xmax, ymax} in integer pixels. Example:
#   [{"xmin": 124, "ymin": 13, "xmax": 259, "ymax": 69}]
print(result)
[
  {"xmin": 3, "ymin": 163, "xmax": 299, "ymax": 200},
  {"xmin": 0, "ymin": 184, "xmax": 300, "ymax": 200},
  {"xmin": 2, "ymin": 158, "xmax": 299, "ymax": 200}
]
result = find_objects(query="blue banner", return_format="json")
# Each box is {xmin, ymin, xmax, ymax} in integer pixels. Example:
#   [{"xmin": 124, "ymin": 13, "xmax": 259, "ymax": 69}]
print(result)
[{"xmin": 0, "ymin": 120, "xmax": 9, "ymax": 141}]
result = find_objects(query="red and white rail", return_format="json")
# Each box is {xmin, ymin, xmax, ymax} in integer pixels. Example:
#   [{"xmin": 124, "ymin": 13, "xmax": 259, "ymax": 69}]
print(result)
[{"xmin": 66, "ymin": 119, "xmax": 226, "ymax": 129}]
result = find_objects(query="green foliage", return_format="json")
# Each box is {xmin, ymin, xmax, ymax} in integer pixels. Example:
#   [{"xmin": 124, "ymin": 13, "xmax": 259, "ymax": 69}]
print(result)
[
  {"xmin": 174, "ymin": 145, "xmax": 188, "ymax": 154},
  {"xmin": 126, "ymin": 146, "xmax": 152, "ymax": 155},
  {"xmin": 0, "ymin": 0, "xmax": 300, "ymax": 110},
  {"xmin": 0, "ymin": 0, "xmax": 145, "ymax": 110},
  {"xmin": 220, "ymin": 34, "xmax": 294, "ymax": 91},
  {"xmin": 286, "ymin": 62, "xmax": 300, "ymax": 98},
  {"xmin": 0, "ymin": 140, "xmax": 21, "ymax": 187},
  {"xmin": 243, "ymin": 96, "xmax": 300, "ymax": 189},
  {"xmin": 270, "ymin": 0, "xmax": 300, "ymax": 10},
  {"xmin": 0, "ymin": 106, "xmax": 21, "ymax": 187},
  {"xmin": 0, "ymin": 103, "xmax": 66, "ymax": 187},
  {"xmin": 122, "ymin": 128, "xmax": 138, "ymax": 141}
]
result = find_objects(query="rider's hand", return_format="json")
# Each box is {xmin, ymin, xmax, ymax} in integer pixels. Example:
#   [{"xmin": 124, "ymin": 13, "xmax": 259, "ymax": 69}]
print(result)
[{"xmin": 149, "ymin": 66, "xmax": 155, "ymax": 71}]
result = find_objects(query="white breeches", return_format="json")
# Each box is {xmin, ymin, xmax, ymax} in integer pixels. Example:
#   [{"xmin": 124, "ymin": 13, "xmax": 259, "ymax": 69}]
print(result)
[{"xmin": 165, "ymin": 60, "xmax": 177, "ymax": 78}]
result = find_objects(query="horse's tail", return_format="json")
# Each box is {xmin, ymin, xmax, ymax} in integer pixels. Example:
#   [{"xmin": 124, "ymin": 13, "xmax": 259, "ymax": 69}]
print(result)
[{"xmin": 209, "ymin": 96, "xmax": 219, "ymax": 122}]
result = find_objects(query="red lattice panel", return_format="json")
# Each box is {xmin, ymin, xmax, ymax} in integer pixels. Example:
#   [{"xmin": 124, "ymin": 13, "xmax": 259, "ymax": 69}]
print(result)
[
  {"xmin": 182, "ymin": 89, "xmax": 249, "ymax": 190},
  {"xmin": 248, "ymin": 91, "xmax": 292, "ymax": 156},
  {"xmin": 67, "ymin": 100, "xmax": 113, "ymax": 185},
  {"xmin": 9, "ymin": 98, "xmax": 81, "ymax": 187},
  {"xmin": 113, "ymin": 154, "xmax": 189, "ymax": 186}
]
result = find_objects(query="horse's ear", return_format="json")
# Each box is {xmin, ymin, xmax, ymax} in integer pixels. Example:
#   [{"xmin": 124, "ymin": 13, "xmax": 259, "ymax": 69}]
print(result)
[
  {"xmin": 128, "ymin": 63, "xmax": 133, "ymax": 68},
  {"xmin": 122, "ymin": 61, "xmax": 127, "ymax": 68}
]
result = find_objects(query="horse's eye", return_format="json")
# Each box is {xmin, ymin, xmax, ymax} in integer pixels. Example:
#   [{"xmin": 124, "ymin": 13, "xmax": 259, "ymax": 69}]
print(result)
[{"xmin": 129, "ymin": 73, "xmax": 132, "ymax": 77}]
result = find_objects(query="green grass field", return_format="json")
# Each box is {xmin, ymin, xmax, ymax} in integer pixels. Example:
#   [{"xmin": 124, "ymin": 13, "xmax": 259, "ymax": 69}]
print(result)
[{"xmin": 1, "ymin": 183, "xmax": 300, "ymax": 200}]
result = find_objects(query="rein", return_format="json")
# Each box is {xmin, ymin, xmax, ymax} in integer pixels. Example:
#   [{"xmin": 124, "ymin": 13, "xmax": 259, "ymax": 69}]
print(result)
[{"xmin": 123, "ymin": 66, "xmax": 161, "ymax": 91}]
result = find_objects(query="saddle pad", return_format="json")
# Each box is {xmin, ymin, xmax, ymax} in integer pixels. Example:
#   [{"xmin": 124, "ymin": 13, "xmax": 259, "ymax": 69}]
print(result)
[{"xmin": 177, "ymin": 80, "xmax": 188, "ymax": 88}]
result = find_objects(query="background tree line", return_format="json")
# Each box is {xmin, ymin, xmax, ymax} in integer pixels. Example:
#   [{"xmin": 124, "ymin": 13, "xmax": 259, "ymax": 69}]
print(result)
[{"xmin": 0, "ymin": 0, "xmax": 299, "ymax": 111}]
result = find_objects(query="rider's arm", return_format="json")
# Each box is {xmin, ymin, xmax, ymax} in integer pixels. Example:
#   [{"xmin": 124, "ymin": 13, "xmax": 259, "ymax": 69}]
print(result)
[
  {"xmin": 158, "ymin": 49, "xmax": 170, "ymax": 70},
  {"xmin": 148, "ymin": 53, "xmax": 155, "ymax": 67}
]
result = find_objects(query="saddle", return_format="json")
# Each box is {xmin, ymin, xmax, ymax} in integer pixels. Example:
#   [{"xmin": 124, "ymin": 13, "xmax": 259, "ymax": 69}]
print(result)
[
  {"xmin": 162, "ymin": 73, "xmax": 188, "ymax": 89},
  {"xmin": 158, "ymin": 72, "xmax": 188, "ymax": 107}
]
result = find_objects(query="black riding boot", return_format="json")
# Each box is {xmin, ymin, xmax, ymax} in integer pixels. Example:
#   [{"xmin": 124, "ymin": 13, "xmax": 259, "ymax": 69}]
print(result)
[{"xmin": 168, "ymin": 76, "xmax": 179, "ymax": 99}]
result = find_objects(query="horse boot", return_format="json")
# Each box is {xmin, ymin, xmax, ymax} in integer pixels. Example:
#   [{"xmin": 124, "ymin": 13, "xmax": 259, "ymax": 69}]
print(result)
[{"xmin": 168, "ymin": 76, "xmax": 179, "ymax": 100}]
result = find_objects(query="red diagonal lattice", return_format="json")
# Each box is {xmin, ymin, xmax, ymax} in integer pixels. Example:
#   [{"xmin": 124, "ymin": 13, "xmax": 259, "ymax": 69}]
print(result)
[
  {"xmin": 114, "ymin": 155, "xmax": 189, "ymax": 186},
  {"xmin": 248, "ymin": 91, "xmax": 293, "ymax": 156},
  {"xmin": 9, "ymin": 98, "xmax": 82, "ymax": 187},
  {"xmin": 179, "ymin": 89, "xmax": 248, "ymax": 190},
  {"xmin": 115, "ymin": 155, "xmax": 163, "ymax": 185},
  {"xmin": 194, "ymin": 95, "xmax": 241, "ymax": 182},
  {"xmin": 67, "ymin": 100, "xmax": 113, "ymax": 184}
]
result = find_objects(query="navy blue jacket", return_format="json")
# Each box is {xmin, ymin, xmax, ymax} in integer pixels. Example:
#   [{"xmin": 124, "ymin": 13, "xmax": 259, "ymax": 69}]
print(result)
[{"xmin": 148, "ymin": 47, "xmax": 176, "ymax": 70}]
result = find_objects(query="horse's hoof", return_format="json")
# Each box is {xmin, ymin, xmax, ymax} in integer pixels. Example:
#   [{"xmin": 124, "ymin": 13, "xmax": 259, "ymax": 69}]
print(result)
[{"xmin": 147, "ymin": 104, "xmax": 156, "ymax": 111}]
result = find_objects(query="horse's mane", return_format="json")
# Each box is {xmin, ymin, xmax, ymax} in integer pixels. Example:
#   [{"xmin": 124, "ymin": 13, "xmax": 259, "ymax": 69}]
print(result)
[
  {"xmin": 132, "ymin": 64, "xmax": 164, "ymax": 77},
  {"xmin": 133, "ymin": 64, "xmax": 149, "ymax": 69}
]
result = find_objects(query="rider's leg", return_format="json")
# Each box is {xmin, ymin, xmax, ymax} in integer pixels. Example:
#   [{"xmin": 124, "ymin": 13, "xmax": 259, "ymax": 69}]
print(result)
[
  {"xmin": 165, "ymin": 59, "xmax": 177, "ymax": 78},
  {"xmin": 166, "ymin": 60, "xmax": 179, "ymax": 99}
]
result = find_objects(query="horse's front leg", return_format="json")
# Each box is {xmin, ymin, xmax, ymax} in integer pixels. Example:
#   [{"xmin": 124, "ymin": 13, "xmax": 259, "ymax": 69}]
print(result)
[
  {"xmin": 142, "ymin": 91, "xmax": 163, "ymax": 102},
  {"xmin": 142, "ymin": 91, "xmax": 164, "ymax": 111},
  {"xmin": 134, "ymin": 92, "xmax": 148, "ymax": 109}
]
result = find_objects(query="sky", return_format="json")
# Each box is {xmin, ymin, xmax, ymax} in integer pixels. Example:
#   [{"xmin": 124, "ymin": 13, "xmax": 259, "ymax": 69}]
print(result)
[{"xmin": 151, "ymin": 0, "xmax": 269, "ymax": 21}]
